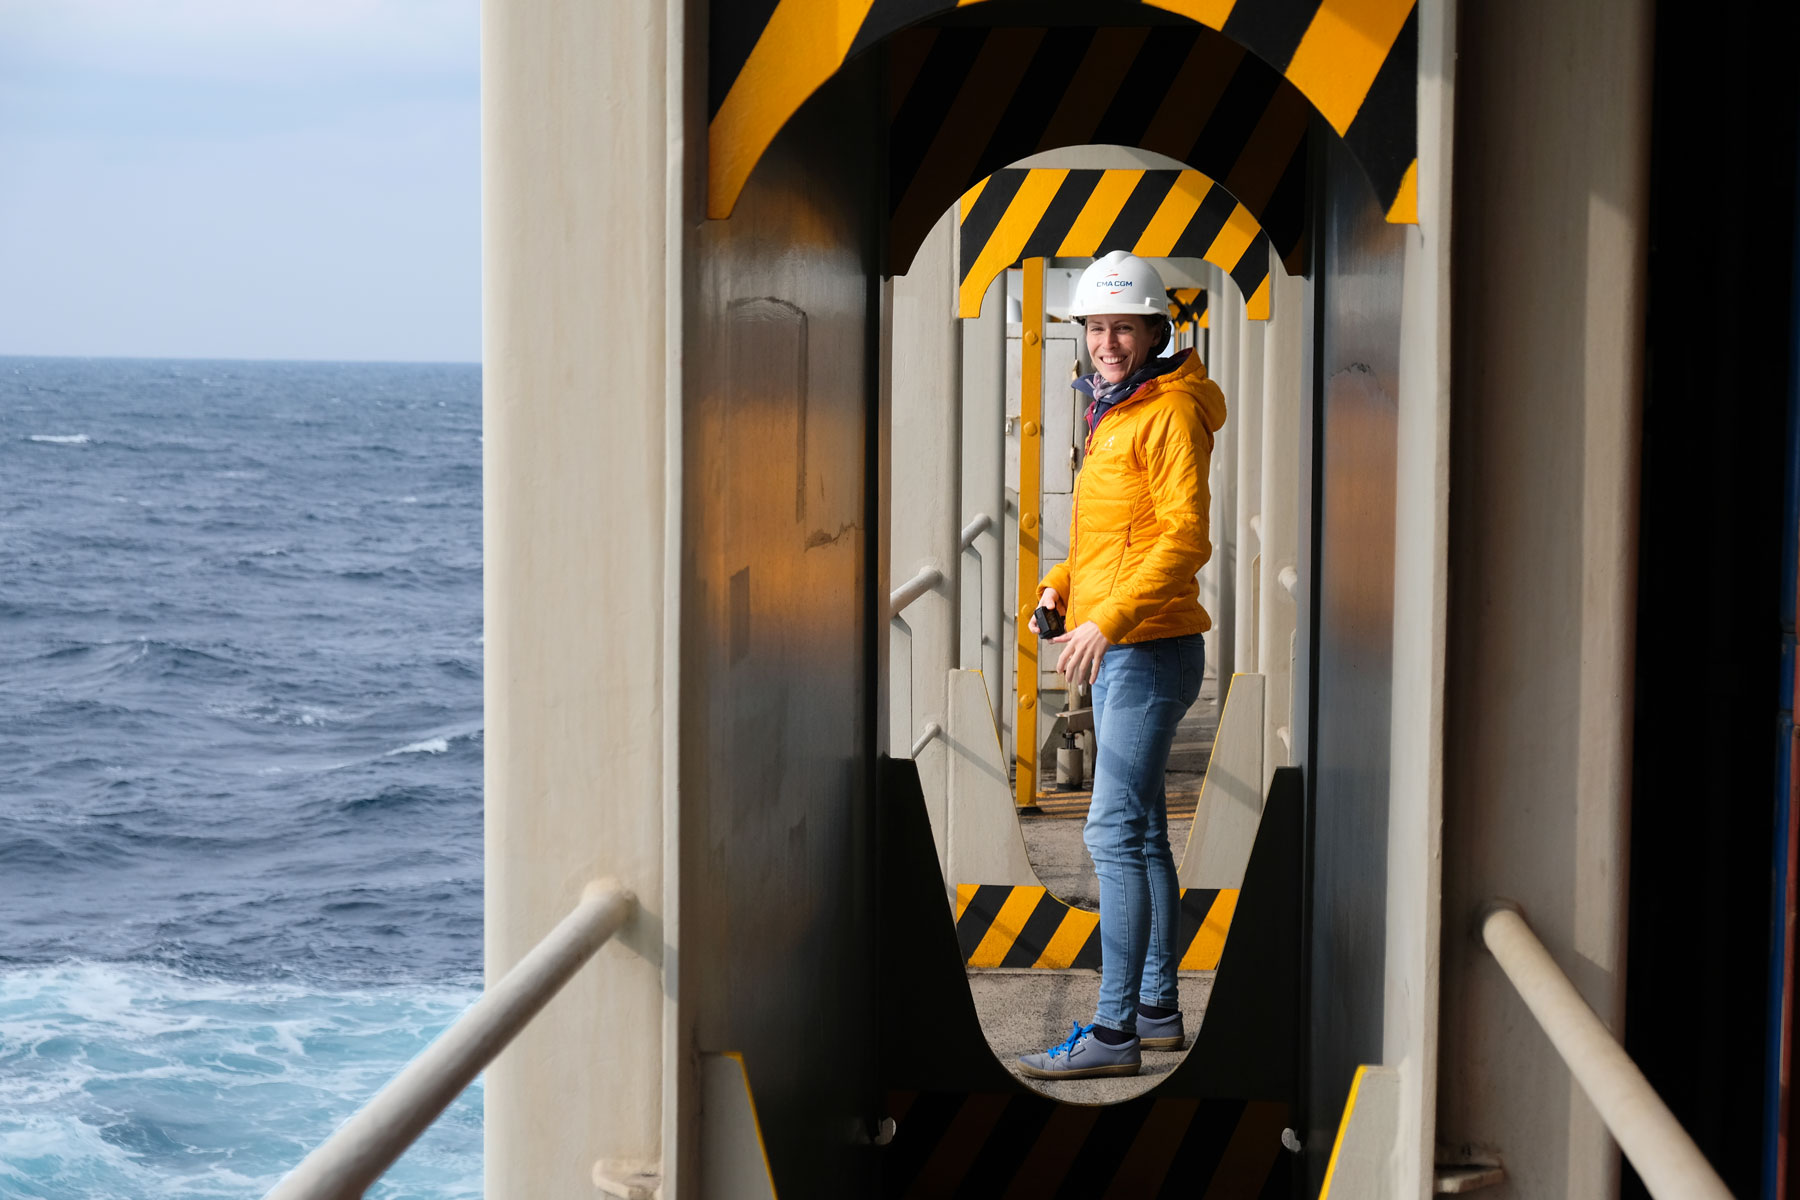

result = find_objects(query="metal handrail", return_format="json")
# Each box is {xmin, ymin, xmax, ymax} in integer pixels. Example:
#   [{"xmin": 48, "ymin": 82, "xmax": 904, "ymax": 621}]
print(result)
[
  {"xmin": 889, "ymin": 564, "xmax": 944, "ymax": 620},
  {"xmin": 909, "ymin": 721, "xmax": 943, "ymax": 759},
  {"xmin": 1478, "ymin": 902, "xmax": 1732, "ymax": 1199},
  {"xmin": 959, "ymin": 513, "xmax": 992, "ymax": 552},
  {"xmin": 265, "ymin": 881, "xmax": 636, "ymax": 1200}
]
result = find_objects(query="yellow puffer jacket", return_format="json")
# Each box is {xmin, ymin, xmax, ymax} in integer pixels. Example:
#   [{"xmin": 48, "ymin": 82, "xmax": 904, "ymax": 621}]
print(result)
[{"xmin": 1035, "ymin": 348, "xmax": 1228, "ymax": 644}]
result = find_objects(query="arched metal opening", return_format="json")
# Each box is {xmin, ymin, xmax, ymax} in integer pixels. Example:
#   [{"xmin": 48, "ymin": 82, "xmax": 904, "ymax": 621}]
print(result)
[
  {"xmin": 686, "ymin": 0, "xmax": 1419, "ymax": 1138},
  {"xmin": 910, "ymin": 171, "xmax": 1299, "ymax": 1112},
  {"xmin": 707, "ymin": 0, "xmax": 1420, "ymax": 255}
]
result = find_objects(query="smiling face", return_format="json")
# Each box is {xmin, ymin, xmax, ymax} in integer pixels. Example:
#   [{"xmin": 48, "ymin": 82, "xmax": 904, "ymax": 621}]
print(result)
[{"xmin": 1085, "ymin": 314, "xmax": 1153, "ymax": 385}]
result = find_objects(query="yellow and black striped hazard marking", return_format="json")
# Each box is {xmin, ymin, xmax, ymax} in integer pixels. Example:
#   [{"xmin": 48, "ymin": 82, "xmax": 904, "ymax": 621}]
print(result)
[
  {"xmin": 708, "ymin": 1, "xmax": 1417, "ymax": 251},
  {"xmin": 957, "ymin": 169, "xmax": 1272, "ymax": 320},
  {"xmin": 1168, "ymin": 287, "xmax": 1208, "ymax": 331},
  {"xmin": 881, "ymin": 1089, "xmax": 1292, "ymax": 1199},
  {"xmin": 955, "ymin": 884, "xmax": 1237, "ymax": 970},
  {"xmin": 886, "ymin": 24, "xmax": 1311, "ymax": 278}
]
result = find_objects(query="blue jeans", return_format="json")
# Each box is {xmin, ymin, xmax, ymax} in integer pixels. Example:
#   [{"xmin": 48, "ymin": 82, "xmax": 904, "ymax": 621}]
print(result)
[{"xmin": 1083, "ymin": 633, "xmax": 1205, "ymax": 1033}]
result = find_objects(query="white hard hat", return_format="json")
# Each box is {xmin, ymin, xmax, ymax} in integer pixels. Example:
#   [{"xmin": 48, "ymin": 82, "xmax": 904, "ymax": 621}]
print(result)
[{"xmin": 1067, "ymin": 250, "xmax": 1168, "ymax": 319}]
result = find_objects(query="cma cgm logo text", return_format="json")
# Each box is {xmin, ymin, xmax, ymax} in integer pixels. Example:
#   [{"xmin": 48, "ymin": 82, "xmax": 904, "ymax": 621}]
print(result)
[{"xmin": 1103, "ymin": 273, "xmax": 1133, "ymax": 295}]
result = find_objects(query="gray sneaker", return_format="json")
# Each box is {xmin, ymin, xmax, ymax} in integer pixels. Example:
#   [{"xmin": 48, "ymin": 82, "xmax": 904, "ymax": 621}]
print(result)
[
  {"xmin": 1018, "ymin": 1022, "xmax": 1141, "ymax": 1079},
  {"xmin": 1136, "ymin": 1008, "xmax": 1186, "ymax": 1050}
]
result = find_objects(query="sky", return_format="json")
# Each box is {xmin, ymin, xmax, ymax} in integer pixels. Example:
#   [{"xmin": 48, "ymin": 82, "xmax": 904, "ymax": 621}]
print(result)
[{"xmin": 0, "ymin": 0, "xmax": 479, "ymax": 362}]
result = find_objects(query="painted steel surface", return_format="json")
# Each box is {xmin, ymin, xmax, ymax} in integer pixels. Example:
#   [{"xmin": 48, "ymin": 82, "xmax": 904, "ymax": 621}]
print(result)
[
  {"xmin": 1168, "ymin": 286, "xmax": 1208, "ymax": 332},
  {"xmin": 698, "ymin": 1053, "xmax": 780, "ymax": 1200},
  {"xmin": 706, "ymin": 1, "xmax": 1418, "ymax": 244},
  {"xmin": 883, "ymin": 22, "xmax": 1309, "ymax": 276},
  {"xmin": 1180, "ymin": 672, "xmax": 1265, "ymax": 889},
  {"xmin": 682, "ymin": 65, "xmax": 883, "ymax": 1197},
  {"xmin": 961, "ymin": 274, "xmax": 1008, "ymax": 723},
  {"xmin": 953, "ymin": 883, "xmax": 1237, "ymax": 970},
  {"xmin": 878, "ymin": 761, "xmax": 1307, "ymax": 1195},
  {"xmin": 1438, "ymin": 5, "xmax": 1650, "ymax": 1191},
  {"xmin": 944, "ymin": 668, "xmax": 1045, "ymax": 890},
  {"xmin": 1315, "ymin": 1065, "xmax": 1405, "ymax": 1197},
  {"xmin": 1016, "ymin": 258, "xmax": 1045, "ymax": 811},
  {"xmin": 882, "ymin": 1090, "xmax": 1291, "ymax": 1198},
  {"xmin": 958, "ymin": 169, "xmax": 1272, "ymax": 319},
  {"xmin": 481, "ymin": 0, "xmax": 677, "ymax": 1185},
  {"xmin": 1301, "ymin": 133, "xmax": 1404, "ymax": 1182}
]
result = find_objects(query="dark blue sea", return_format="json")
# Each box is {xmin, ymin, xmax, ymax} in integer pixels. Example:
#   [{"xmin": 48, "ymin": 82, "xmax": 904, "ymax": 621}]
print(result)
[{"xmin": 0, "ymin": 358, "xmax": 484, "ymax": 1198}]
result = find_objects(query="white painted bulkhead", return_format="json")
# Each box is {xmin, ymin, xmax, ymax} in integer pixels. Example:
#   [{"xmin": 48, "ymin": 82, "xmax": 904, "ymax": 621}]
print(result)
[{"xmin": 481, "ymin": 0, "xmax": 684, "ymax": 1192}]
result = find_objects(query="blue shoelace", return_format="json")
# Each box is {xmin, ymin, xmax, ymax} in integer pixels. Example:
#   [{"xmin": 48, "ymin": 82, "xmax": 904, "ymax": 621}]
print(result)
[{"xmin": 1047, "ymin": 1021, "xmax": 1093, "ymax": 1059}]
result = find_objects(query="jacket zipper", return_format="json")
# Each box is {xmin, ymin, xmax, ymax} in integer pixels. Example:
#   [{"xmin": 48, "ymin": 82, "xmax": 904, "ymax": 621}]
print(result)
[{"xmin": 1084, "ymin": 369, "xmax": 1169, "ymax": 454}]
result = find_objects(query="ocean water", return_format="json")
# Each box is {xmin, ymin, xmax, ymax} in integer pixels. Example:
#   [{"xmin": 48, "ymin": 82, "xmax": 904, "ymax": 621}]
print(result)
[{"xmin": 0, "ymin": 358, "xmax": 484, "ymax": 1198}]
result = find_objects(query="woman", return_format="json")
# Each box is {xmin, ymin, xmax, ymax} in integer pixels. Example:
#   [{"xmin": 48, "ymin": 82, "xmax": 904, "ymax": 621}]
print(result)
[{"xmin": 1018, "ymin": 250, "xmax": 1227, "ymax": 1080}]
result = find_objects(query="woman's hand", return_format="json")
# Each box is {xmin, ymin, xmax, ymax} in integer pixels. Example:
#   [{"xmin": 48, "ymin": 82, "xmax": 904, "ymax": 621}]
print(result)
[
  {"xmin": 1026, "ymin": 587, "xmax": 1064, "ymax": 635},
  {"xmin": 1054, "ymin": 621, "xmax": 1110, "ymax": 685}
]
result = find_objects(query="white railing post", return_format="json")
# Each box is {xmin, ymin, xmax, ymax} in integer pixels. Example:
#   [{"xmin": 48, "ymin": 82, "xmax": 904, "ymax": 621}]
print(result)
[
  {"xmin": 265, "ymin": 882, "xmax": 635, "ymax": 1200},
  {"xmin": 909, "ymin": 721, "xmax": 944, "ymax": 760},
  {"xmin": 956, "ymin": 515, "xmax": 993, "ymax": 731},
  {"xmin": 888, "ymin": 564, "xmax": 945, "ymax": 620},
  {"xmin": 1478, "ymin": 903, "xmax": 1733, "ymax": 1200}
]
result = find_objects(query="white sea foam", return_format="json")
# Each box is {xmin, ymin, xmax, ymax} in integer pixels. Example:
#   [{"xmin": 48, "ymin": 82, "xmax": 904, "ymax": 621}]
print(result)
[
  {"xmin": 27, "ymin": 433, "xmax": 91, "ymax": 445},
  {"xmin": 0, "ymin": 961, "xmax": 481, "ymax": 1199},
  {"xmin": 389, "ymin": 737, "xmax": 449, "ymax": 756}
]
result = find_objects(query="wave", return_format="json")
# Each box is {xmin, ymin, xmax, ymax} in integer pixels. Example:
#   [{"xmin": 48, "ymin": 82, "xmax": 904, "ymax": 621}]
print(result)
[
  {"xmin": 0, "ymin": 960, "xmax": 481, "ymax": 1200},
  {"xmin": 433, "ymin": 657, "xmax": 479, "ymax": 681},
  {"xmin": 27, "ymin": 639, "xmax": 246, "ymax": 685},
  {"xmin": 384, "ymin": 726, "xmax": 481, "ymax": 758},
  {"xmin": 205, "ymin": 700, "xmax": 338, "ymax": 728},
  {"xmin": 0, "ymin": 817, "xmax": 265, "ymax": 875},
  {"xmin": 336, "ymin": 785, "xmax": 460, "ymax": 814},
  {"xmin": 0, "ymin": 831, "xmax": 129, "ymax": 872},
  {"xmin": 2, "ymin": 361, "xmax": 485, "ymax": 1196},
  {"xmin": 388, "ymin": 737, "xmax": 448, "ymax": 755}
]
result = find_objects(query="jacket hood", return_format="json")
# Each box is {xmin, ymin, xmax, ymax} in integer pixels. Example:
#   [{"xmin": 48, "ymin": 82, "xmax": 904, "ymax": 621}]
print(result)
[{"xmin": 1139, "ymin": 348, "xmax": 1227, "ymax": 434}]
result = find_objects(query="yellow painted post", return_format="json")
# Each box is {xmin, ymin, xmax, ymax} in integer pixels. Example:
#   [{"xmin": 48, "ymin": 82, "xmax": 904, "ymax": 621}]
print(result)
[{"xmin": 1015, "ymin": 258, "xmax": 1044, "ymax": 812}]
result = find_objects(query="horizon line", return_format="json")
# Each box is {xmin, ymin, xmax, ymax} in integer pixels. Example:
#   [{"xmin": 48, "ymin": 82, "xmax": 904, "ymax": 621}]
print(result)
[{"xmin": 0, "ymin": 352, "xmax": 481, "ymax": 368}]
